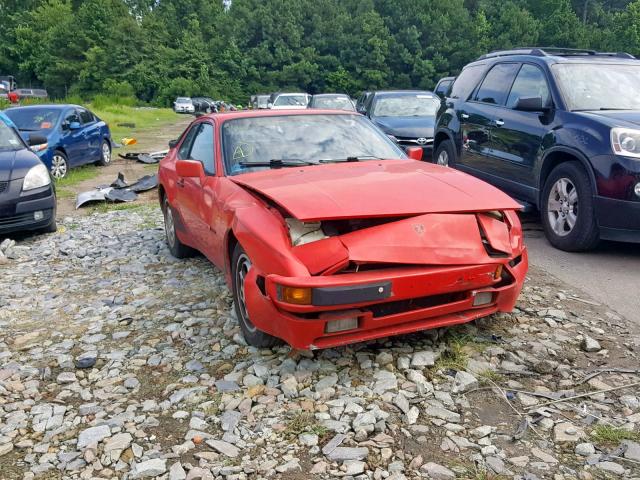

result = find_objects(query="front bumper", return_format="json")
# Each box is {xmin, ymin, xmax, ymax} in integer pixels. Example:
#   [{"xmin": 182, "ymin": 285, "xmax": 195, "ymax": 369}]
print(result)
[
  {"xmin": 595, "ymin": 195, "xmax": 640, "ymax": 242},
  {"xmin": 0, "ymin": 182, "xmax": 56, "ymax": 234},
  {"xmin": 244, "ymin": 250, "xmax": 528, "ymax": 350},
  {"xmin": 396, "ymin": 138, "xmax": 434, "ymax": 160}
]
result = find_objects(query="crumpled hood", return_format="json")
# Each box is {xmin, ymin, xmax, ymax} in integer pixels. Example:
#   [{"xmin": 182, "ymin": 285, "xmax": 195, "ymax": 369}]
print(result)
[
  {"xmin": 0, "ymin": 148, "xmax": 42, "ymax": 182},
  {"xmin": 230, "ymin": 160, "xmax": 521, "ymax": 221},
  {"xmin": 371, "ymin": 116, "xmax": 435, "ymax": 138}
]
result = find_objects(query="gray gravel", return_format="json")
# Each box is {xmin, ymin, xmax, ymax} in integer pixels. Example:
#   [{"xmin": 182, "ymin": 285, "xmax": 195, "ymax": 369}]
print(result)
[{"xmin": 1, "ymin": 206, "xmax": 640, "ymax": 479}]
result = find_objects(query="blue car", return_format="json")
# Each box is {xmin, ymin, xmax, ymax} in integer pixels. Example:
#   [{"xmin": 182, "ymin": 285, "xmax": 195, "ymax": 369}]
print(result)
[
  {"xmin": 4, "ymin": 104, "xmax": 112, "ymax": 179},
  {"xmin": 0, "ymin": 111, "xmax": 57, "ymax": 234}
]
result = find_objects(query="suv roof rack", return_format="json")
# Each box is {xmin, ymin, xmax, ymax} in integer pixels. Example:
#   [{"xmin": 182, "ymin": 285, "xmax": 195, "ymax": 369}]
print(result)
[{"xmin": 477, "ymin": 47, "xmax": 635, "ymax": 60}]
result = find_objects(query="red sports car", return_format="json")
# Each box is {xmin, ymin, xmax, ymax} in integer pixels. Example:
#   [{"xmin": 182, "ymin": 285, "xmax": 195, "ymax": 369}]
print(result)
[{"xmin": 159, "ymin": 110, "xmax": 528, "ymax": 350}]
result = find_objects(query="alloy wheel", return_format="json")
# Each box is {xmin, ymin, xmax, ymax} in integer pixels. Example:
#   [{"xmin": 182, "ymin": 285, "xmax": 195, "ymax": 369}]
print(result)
[
  {"xmin": 102, "ymin": 142, "xmax": 111, "ymax": 164},
  {"xmin": 51, "ymin": 155, "xmax": 67, "ymax": 179},
  {"xmin": 235, "ymin": 253, "xmax": 257, "ymax": 332},
  {"xmin": 436, "ymin": 150, "xmax": 449, "ymax": 166},
  {"xmin": 164, "ymin": 204, "xmax": 176, "ymax": 248},
  {"xmin": 547, "ymin": 177, "xmax": 578, "ymax": 237}
]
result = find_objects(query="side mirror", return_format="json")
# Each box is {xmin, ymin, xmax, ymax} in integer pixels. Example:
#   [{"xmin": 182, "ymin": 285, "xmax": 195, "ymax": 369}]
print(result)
[
  {"xmin": 69, "ymin": 121, "xmax": 81, "ymax": 130},
  {"xmin": 514, "ymin": 96, "xmax": 545, "ymax": 112},
  {"xmin": 406, "ymin": 147, "xmax": 423, "ymax": 161},
  {"xmin": 176, "ymin": 159, "xmax": 204, "ymax": 178},
  {"xmin": 169, "ymin": 139, "xmax": 179, "ymax": 149},
  {"xmin": 28, "ymin": 134, "xmax": 48, "ymax": 146}
]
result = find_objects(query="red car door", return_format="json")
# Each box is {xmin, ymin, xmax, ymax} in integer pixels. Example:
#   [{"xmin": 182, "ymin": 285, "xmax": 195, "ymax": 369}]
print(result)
[{"xmin": 175, "ymin": 122, "xmax": 215, "ymax": 251}]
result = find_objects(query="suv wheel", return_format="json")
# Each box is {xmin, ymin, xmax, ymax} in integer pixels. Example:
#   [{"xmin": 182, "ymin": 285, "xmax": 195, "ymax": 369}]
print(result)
[
  {"xmin": 231, "ymin": 244, "xmax": 281, "ymax": 348},
  {"xmin": 433, "ymin": 140, "xmax": 455, "ymax": 167},
  {"xmin": 541, "ymin": 162, "xmax": 599, "ymax": 251}
]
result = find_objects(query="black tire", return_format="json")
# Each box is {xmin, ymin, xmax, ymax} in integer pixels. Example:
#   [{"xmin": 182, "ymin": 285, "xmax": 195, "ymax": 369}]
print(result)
[
  {"xmin": 41, "ymin": 219, "xmax": 57, "ymax": 233},
  {"xmin": 433, "ymin": 140, "xmax": 455, "ymax": 167},
  {"xmin": 50, "ymin": 150, "xmax": 69, "ymax": 179},
  {"xmin": 96, "ymin": 140, "xmax": 111, "ymax": 166},
  {"xmin": 162, "ymin": 197, "xmax": 196, "ymax": 258},
  {"xmin": 541, "ymin": 162, "xmax": 599, "ymax": 252},
  {"xmin": 231, "ymin": 243, "xmax": 281, "ymax": 348}
]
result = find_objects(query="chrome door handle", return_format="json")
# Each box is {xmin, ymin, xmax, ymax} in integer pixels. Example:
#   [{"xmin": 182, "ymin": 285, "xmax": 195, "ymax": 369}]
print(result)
[
  {"xmin": 461, "ymin": 113, "xmax": 470, "ymax": 120},
  {"xmin": 495, "ymin": 119, "xmax": 504, "ymax": 127}
]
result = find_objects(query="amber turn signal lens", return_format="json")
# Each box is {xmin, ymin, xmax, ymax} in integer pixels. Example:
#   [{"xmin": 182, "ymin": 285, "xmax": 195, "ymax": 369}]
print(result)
[
  {"xmin": 279, "ymin": 286, "xmax": 312, "ymax": 305},
  {"xmin": 494, "ymin": 265, "xmax": 503, "ymax": 280}
]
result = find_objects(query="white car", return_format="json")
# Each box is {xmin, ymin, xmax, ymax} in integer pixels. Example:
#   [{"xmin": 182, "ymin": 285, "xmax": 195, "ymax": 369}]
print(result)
[
  {"xmin": 268, "ymin": 93, "xmax": 310, "ymax": 110},
  {"xmin": 174, "ymin": 97, "xmax": 195, "ymax": 113}
]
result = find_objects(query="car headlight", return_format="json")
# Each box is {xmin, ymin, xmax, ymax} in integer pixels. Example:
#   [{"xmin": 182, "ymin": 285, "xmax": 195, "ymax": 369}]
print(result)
[
  {"xmin": 611, "ymin": 128, "xmax": 640, "ymax": 158},
  {"xmin": 30, "ymin": 143, "xmax": 48, "ymax": 153},
  {"xmin": 23, "ymin": 164, "xmax": 51, "ymax": 191}
]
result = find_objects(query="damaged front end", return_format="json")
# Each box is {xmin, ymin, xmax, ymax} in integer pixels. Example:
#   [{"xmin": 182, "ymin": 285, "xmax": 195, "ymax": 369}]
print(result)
[{"xmin": 245, "ymin": 210, "xmax": 527, "ymax": 350}]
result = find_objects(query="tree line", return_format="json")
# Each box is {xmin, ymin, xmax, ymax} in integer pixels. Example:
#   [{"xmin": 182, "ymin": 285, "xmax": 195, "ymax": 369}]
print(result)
[{"xmin": 1, "ymin": 0, "xmax": 639, "ymax": 105}]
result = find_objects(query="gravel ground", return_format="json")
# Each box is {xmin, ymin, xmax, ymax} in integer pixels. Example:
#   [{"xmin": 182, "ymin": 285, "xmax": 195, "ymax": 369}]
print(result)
[{"xmin": 1, "ymin": 206, "xmax": 640, "ymax": 480}]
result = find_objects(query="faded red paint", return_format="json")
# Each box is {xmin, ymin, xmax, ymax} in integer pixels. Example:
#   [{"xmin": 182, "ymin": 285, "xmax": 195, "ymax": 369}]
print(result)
[{"xmin": 159, "ymin": 110, "xmax": 529, "ymax": 350}]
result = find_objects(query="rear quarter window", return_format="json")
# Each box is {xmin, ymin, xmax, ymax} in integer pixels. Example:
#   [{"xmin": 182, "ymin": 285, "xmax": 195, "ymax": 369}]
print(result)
[{"xmin": 450, "ymin": 65, "xmax": 485, "ymax": 100}]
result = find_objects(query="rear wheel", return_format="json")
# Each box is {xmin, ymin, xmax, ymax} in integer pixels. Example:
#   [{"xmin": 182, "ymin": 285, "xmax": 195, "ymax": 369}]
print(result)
[
  {"xmin": 162, "ymin": 197, "xmax": 195, "ymax": 258},
  {"xmin": 231, "ymin": 244, "xmax": 281, "ymax": 348},
  {"xmin": 541, "ymin": 162, "xmax": 599, "ymax": 251},
  {"xmin": 433, "ymin": 140, "xmax": 455, "ymax": 167},
  {"xmin": 96, "ymin": 140, "xmax": 111, "ymax": 166}
]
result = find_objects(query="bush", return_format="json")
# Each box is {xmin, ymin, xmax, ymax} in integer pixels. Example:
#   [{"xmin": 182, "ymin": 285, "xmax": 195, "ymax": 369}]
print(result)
[
  {"xmin": 103, "ymin": 79, "xmax": 135, "ymax": 98},
  {"xmin": 91, "ymin": 94, "xmax": 137, "ymax": 109}
]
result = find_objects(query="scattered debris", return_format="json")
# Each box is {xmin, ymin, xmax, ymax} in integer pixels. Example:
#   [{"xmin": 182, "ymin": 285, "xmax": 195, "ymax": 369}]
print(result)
[
  {"xmin": 122, "ymin": 137, "xmax": 137, "ymax": 146},
  {"xmin": 118, "ymin": 150, "xmax": 168, "ymax": 164},
  {"xmin": 75, "ymin": 172, "xmax": 158, "ymax": 209}
]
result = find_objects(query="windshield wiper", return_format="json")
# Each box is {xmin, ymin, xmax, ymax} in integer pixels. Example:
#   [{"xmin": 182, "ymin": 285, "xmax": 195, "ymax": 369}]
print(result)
[
  {"xmin": 318, "ymin": 155, "xmax": 382, "ymax": 163},
  {"xmin": 238, "ymin": 159, "xmax": 317, "ymax": 168}
]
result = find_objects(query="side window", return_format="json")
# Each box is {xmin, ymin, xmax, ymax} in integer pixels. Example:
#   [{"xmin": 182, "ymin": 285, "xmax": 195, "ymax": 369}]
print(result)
[
  {"xmin": 188, "ymin": 123, "xmax": 215, "ymax": 174},
  {"xmin": 78, "ymin": 109, "xmax": 94, "ymax": 124},
  {"xmin": 506, "ymin": 64, "xmax": 551, "ymax": 108},
  {"xmin": 178, "ymin": 126, "xmax": 199, "ymax": 160},
  {"xmin": 65, "ymin": 110, "xmax": 80, "ymax": 126},
  {"xmin": 474, "ymin": 63, "xmax": 520, "ymax": 105},
  {"xmin": 450, "ymin": 65, "xmax": 484, "ymax": 99}
]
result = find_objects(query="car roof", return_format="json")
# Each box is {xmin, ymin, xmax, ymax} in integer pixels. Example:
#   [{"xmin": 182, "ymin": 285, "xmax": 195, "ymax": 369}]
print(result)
[
  {"xmin": 312, "ymin": 93, "xmax": 350, "ymax": 98},
  {"xmin": 372, "ymin": 90, "xmax": 436, "ymax": 97},
  {"xmin": 470, "ymin": 48, "xmax": 640, "ymax": 67},
  {"xmin": 199, "ymin": 109, "xmax": 358, "ymax": 123},
  {"xmin": 5, "ymin": 104, "xmax": 80, "ymax": 111}
]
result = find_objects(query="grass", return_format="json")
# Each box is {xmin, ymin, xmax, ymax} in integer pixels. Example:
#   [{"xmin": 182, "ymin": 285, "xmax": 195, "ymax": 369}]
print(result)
[
  {"xmin": 284, "ymin": 412, "xmax": 328, "ymax": 439},
  {"xmin": 591, "ymin": 425, "xmax": 640, "ymax": 445},
  {"xmin": 55, "ymin": 165, "xmax": 99, "ymax": 188},
  {"xmin": 90, "ymin": 103, "xmax": 179, "ymax": 141},
  {"xmin": 89, "ymin": 202, "xmax": 146, "ymax": 214}
]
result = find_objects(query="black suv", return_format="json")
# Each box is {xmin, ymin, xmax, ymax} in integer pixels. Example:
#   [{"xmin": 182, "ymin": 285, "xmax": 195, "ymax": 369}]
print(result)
[{"xmin": 434, "ymin": 47, "xmax": 640, "ymax": 251}]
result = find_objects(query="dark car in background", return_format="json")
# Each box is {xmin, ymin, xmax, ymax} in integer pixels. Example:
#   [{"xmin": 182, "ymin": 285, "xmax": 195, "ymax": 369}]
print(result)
[
  {"xmin": 434, "ymin": 76, "xmax": 455, "ymax": 99},
  {"xmin": 192, "ymin": 97, "xmax": 216, "ymax": 113},
  {"xmin": 308, "ymin": 94, "xmax": 355, "ymax": 111},
  {"xmin": 362, "ymin": 90, "xmax": 440, "ymax": 159},
  {"xmin": 355, "ymin": 91, "xmax": 372, "ymax": 114},
  {"xmin": 434, "ymin": 47, "xmax": 640, "ymax": 251},
  {"xmin": 4, "ymin": 104, "xmax": 112, "ymax": 179},
  {"xmin": 0, "ymin": 112, "xmax": 56, "ymax": 235}
]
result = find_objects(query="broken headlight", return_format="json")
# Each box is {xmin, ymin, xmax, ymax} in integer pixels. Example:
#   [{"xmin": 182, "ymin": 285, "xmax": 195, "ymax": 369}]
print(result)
[{"xmin": 286, "ymin": 218, "xmax": 328, "ymax": 246}]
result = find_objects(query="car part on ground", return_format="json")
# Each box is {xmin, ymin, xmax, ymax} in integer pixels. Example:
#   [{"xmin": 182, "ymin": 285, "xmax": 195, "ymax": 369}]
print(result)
[
  {"xmin": 434, "ymin": 47, "xmax": 640, "ymax": 251},
  {"xmin": 159, "ymin": 109, "xmax": 528, "ymax": 350},
  {"xmin": 75, "ymin": 172, "xmax": 158, "ymax": 209},
  {"xmin": 118, "ymin": 150, "xmax": 168, "ymax": 164}
]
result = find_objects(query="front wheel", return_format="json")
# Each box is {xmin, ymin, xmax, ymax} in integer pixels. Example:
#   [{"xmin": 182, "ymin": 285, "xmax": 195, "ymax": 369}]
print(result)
[
  {"xmin": 51, "ymin": 151, "xmax": 69, "ymax": 179},
  {"xmin": 433, "ymin": 140, "xmax": 455, "ymax": 167},
  {"xmin": 231, "ymin": 244, "xmax": 281, "ymax": 348},
  {"xmin": 541, "ymin": 162, "xmax": 599, "ymax": 252}
]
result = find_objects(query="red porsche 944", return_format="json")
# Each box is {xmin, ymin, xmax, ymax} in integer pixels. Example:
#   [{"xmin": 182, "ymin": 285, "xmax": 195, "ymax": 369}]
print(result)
[{"xmin": 158, "ymin": 110, "xmax": 528, "ymax": 350}]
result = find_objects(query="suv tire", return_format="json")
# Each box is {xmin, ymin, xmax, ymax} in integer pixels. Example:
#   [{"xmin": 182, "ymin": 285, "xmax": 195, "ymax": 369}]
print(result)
[
  {"xmin": 433, "ymin": 140, "xmax": 455, "ymax": 167},
  {"xmin": 541, "ymin": 162, "xmax": 599, "ymax": 252},
  {"xmin": 231, "ymin": 244, "xmax": 281, "ymax": 349}
]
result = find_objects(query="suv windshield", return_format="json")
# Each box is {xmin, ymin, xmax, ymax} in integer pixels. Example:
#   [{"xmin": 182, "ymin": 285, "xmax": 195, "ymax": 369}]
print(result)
[
  {"xmin": 0, "ymin": 119, "xmax": 24, "ymax": 151},
  {"xmin": 553, "ymin": 63, "xmax": 640, "ymax": 110},
  {"xmin": 4, "ymin": 107, "xmax": 60, "ymax": 132},
  {"xmin": 373, "ymin": 95, "xmax": 440, "ymax": 117},
  {"xmin": 222, "ymin": 114, "xmax": 405, "ymax": 175},
  {"xmin": 273, "ymin": 95, "xmax": 308, "ymax": 107}
]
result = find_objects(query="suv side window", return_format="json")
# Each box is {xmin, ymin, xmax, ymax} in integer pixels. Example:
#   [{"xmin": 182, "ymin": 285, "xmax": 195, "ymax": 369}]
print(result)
[
  {"xmin": 474, "ymin": 63, "xmax": 520, "ymax": 105},
  {"xmin": 506, "ymin": 64, "xmax": 551, "ymax": 108},
  {"xmin": 188, "ymin": 123, "xmax": 215, "ymax": 174},
  {"xmin": 450, "ymin": 65, "xmax": 484, "ymax": 99}
]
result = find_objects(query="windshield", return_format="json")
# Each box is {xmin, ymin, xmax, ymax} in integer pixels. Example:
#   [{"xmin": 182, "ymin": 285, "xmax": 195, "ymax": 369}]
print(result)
[
  {"xmin": 176, "ymin": 97, "xmax": 191, "ymax": 103},
  {"xmin": 4, "ymin": 108, "xmax": 60, "ymax": 132},
  {"xmin": 0, "ymin": 119, "xmax": 24, "ymax": 151},
  {"xmin": 311, "ymin": 96, "xmax": 355, "ymax": 111},
  {"xmin": 553, "ymin": 64, "xmax": 640, "ymax": 110},
  {"xmin": 373, "ymin": 94, "xmax": 440, "ymax": 117},
  {"xmin": 273, "ymin": 95, "xmax": 308, "ymax": 107},
  {"xmin": 256, "ymin": 96, "xmax": 270, "ymax": 108},
  {"xmin": 222, "ymin": 114, "xmax": 405, "ymax": 175}
]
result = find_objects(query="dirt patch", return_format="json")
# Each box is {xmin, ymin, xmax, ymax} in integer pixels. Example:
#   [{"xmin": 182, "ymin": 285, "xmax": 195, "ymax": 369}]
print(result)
[{"xmin": 56, "ymin": 117, "xmax": 192, "ymax": 218}]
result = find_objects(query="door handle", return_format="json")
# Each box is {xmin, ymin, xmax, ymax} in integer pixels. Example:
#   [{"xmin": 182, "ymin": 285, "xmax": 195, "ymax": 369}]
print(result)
[
  {"xmin": 176, "ymin": 178, "xmax": 185, "ymax": 188},
  {"xmin": 461, "ymin": 113, "xmax": 470, "ymax": 120},
  {"xmin": 494, "ymin": 119, "xmax": 504, "ymax": 127}
]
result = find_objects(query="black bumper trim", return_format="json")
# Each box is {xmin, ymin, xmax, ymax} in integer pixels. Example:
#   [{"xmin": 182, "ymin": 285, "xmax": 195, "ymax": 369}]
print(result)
[{"xmin": 312, "ymin": 281, "xmax": 392, "ymax": 306}]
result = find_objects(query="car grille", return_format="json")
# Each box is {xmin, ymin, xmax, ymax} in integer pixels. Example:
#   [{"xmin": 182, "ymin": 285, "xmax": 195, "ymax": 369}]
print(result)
[
  {"xmin": 395, "ymin": 136, "xmax": 433, "ymax": 148},
  {"xmin": 0, "ymin": 181, "xmax": 8, "ymax": 194},
  {"xmin": 367, "ymin": 291, "xmax": 467, "ymax": 318}
]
